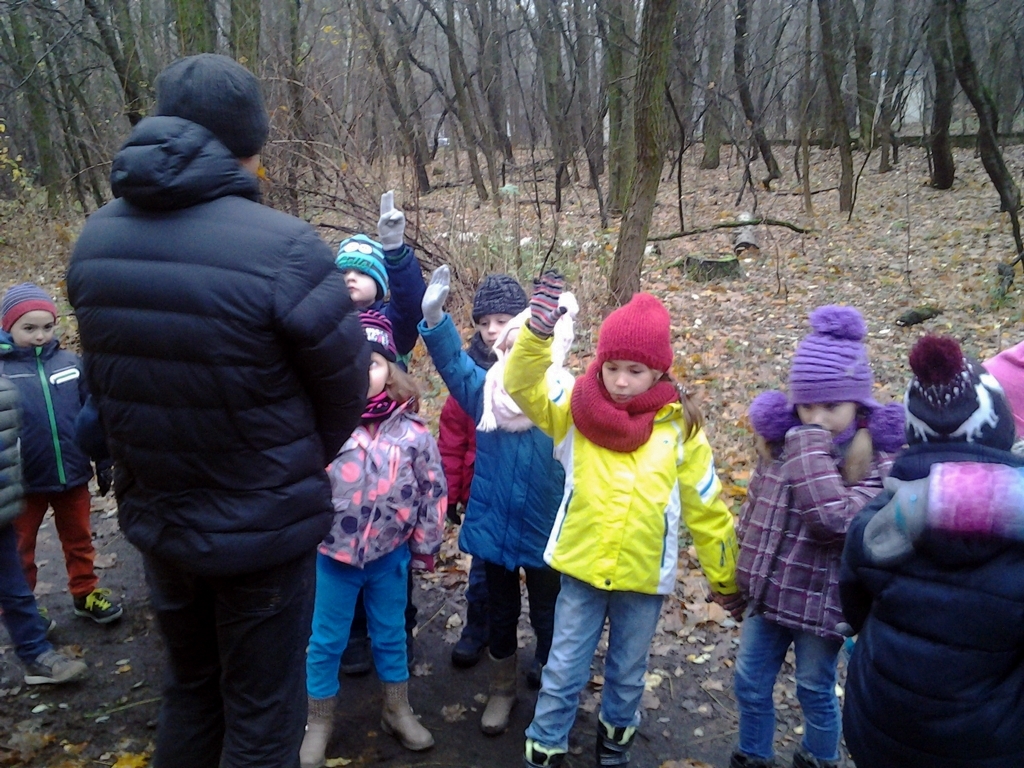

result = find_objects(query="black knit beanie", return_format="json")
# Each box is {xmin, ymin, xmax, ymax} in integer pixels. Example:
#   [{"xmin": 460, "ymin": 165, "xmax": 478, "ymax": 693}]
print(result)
[
  {"xmin": 472, "ymin": 274, "xmax": 528, "ymax": 323},
  {"xmin": 156, "ymin": 54, "xmax": 269, "ymax": 158}
]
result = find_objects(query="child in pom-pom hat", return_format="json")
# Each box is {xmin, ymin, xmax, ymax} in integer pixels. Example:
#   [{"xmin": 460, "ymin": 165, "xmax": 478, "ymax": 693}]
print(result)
[
  {"xmin": 504, "ymin": 275, "xmax": 741, "ymax": 768},
  {"xmin": 732, "ymin": 305, "xmax": 902, "ymax": 768},
  {"xmin": 839, "ymin": 334, "xmax": 1024, "ymax": 768}
]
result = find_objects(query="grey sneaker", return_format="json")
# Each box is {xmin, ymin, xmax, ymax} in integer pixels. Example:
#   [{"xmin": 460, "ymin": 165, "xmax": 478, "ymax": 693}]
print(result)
[{"xmin": 24, "ymin": 650, "xmax": 87, "ymax": 685}]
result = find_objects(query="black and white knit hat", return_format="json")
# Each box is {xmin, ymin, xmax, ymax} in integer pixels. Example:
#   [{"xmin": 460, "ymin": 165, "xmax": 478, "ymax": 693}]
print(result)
[
  {"xmin": 905, "ymin": 334, "xmax": 1016, "ymax": 450},
  {"xmin": 472, "ymin": 274, "xmax": 527, "ymax": 323}
]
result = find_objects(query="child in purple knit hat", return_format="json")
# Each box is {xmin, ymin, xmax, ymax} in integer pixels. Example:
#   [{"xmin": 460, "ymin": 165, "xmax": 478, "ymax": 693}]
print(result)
[{"xmin": 731, "ymin": 305, "xmax": 903, "ymax": 768}]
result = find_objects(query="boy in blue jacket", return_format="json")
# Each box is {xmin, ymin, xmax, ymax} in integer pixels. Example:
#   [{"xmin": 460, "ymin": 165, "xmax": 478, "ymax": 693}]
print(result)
[
  {"xmin": 0, "ymin": 283, "xmax": 122, "ymax": 624},
  {"xmin": 334, "ymin": 192, "xmax": 428, "ymax": 672}
]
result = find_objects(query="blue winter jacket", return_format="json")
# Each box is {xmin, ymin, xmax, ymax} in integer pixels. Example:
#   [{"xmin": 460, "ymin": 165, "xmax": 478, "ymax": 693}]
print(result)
[
  {"xmin": 840, "ymin": 441, "xmax": 1024, "ymax": 768},
  {"xmin": 371, "ymin": 244, "xmax": 426, "ymax": 366},
  {"xmin": 0, "ymin": 335, "xmax": 93, "ymax": 494},
  {"xmin": 419, "ymin": 315, "xmax": 563, "ymax": 570}
]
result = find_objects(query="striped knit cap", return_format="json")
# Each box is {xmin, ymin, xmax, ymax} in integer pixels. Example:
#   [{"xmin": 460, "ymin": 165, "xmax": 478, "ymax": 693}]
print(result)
[
  {"xmin": 788, "ymin": 305, "xmax": 878, "ymax": 408},
  {"xmin": 360, "ymin": 309, "xmax": 397, "ymax": 362},
  {"xmin": 596, "ymin": 292, "xmax": 673, "ymax": 372},
  {"xmin": 336, "ymin": 235, "xmax": 388, "ymax": 299},
  {"xmin": 1, "ymin": 283, "xmax": 58, "ymax": 332}
]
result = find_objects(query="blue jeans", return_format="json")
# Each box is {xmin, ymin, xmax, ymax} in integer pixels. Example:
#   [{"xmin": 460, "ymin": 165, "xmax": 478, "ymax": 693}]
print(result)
[
  {"xmin": 525, "ymin": 575, "xmax": 664, "ymax": 751},
  {"xmin": 144, "ymin": 551, "xmax": 316, "ymax": 768},
  {"xmin": 734, "ymin": 612, "xmax": 843, "ymax": 762},
  {"xmin": 0, "ymin": 524, "xmax": 50, "ymax": 664},
  {"xmin": 307, "ymin": 546, "xmax": 410, "ymax": 698}
]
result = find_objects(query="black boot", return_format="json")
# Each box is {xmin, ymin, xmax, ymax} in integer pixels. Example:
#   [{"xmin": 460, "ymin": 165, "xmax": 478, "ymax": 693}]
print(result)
[
  {"xmin": 729, "ymin": 751, "xmax": 777, "ymax": 768},
  {"xmin": 792, "ymin": 746, "xmax": 838, "ymax": 768},
  {"xmin": 596, "ymin": 717, "xmax": 636, "ymax": 767}
]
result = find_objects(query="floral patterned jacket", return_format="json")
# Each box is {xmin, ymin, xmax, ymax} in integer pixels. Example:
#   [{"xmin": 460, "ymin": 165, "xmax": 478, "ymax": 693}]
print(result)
[{"xmin": 320, "ymin": 404, "xmax": 447, "ymax": 568}]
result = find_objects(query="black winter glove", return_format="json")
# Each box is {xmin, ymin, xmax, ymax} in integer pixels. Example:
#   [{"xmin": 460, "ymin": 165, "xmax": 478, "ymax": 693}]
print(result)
[{"xmin": 95, "ymin": 460, "xmax": 113, "ymax": 497}]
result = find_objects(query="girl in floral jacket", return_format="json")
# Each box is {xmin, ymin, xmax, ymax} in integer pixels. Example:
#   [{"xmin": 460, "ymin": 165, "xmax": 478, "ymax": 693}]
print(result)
[
  {"xmin": 732, "ymin": 306, "xmax": 902, "ymax": 768},
  {"xmin": 300, "ymin": 310, "xmax": 446, "ymax": 768}
]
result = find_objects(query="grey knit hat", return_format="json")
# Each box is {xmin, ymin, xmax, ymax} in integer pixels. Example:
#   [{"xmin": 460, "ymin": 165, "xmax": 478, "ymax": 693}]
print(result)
[
  {"xmin": 156, "ymin": 54, "xmax": 269, "ymax": 158},
  {"xmin": 472, "ymin": 274, "xmax": 527, "ymax": 323}
]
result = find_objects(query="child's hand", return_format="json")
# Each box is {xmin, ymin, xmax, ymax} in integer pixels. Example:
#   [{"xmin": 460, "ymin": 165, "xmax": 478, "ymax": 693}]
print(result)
[
  {"xmin": 841, "ymin": 428, "xmax": 874, "ymax": 484},
  {"xmin": 378, "ymin": 190, "xmax": 406, "ymax": 252},
  {"xmin": 421, "ymin": 266, "xmax": 450, "ymax": 328},
  {"xmin": 411, "ymin": 552, "xmax": 435, "ymax": 572},
  {"xmin": 708, "ymin": 590, "xmax": 747, "ymax": 621},
  {"xmin": 529, "ymin": 271, "xmax": 566, "ymax": 338},
  {"xmin": 862, "ymin": 476, "xmax": 929, "ymax": 565}
]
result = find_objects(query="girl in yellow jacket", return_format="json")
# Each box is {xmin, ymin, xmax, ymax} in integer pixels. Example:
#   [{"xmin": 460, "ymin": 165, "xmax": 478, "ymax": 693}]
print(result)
[{"xmin": 505, "ymin": 275, "xmax": 744, "ymax": 768}]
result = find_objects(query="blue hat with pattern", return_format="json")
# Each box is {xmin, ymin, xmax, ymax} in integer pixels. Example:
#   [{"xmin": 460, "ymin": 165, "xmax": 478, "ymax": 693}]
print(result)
[{"xmin": 336, "ymin": 235, "xmax": 388, "ymax": 299}]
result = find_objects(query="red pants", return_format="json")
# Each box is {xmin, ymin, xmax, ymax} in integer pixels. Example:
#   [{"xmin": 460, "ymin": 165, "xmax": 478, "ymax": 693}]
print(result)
[{"xmin": 13, "ymin": 484, "xmax": 97, "ymax": 599}]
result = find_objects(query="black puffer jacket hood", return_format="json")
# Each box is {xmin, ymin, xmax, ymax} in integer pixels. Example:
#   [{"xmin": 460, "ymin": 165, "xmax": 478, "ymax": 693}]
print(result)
[{"xmin": 68, "ymin": 115, "xmax": 368, "ymax": 576}]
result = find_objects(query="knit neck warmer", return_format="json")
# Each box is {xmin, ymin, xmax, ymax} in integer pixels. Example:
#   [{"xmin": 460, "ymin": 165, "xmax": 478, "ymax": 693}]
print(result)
[
  {"xmin": 467, "ymin": 332, "xmax": 496, "ymax": 371},
  {"xmin": 362, "ymin": 390, "xmax": 397, "ymax": 423},
  {"xmin": 570, "ymin": 360, "xmax": 680, "ymax": 453}
]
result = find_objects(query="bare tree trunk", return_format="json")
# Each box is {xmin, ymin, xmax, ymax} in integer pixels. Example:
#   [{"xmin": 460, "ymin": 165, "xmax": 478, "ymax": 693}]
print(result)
[
  {"xmin": 734, "ymin": 0, "xmax": 781, "ymax": 187},
  {"xmin": 530, "ymin": 0, "xmax": 576, "ymax": 209},
  {"xmin": 230, "ymin": 0, "xmax": 261, "ymax": 68},
  {"xmin": 877, "ymin": 0, "xmax": 908, "ymax": 172},
  {"xmin": 800, "ymin": 0, "xmax": 814, "ymax": 215},
  {"xmin": 817, "ymin": 0, "xmax": 854, "ymax": 211},
  {"xmin": 598, "ymin": 0, "xmax": 637, "ymax": 215},
  {"xmin": 574, "ymin": 0, "xmax": 605, "ymax": 181},
  {"xmin": 948, "ymin": 0, "xmax": 1022, "ymax": 255},
  {"xmin": 609, "ymin": 0, "xmax": 680, "ymax": 305},
  {"xmin": 171, "ymin": 0, "xmax": 216, "ymax": 54},
  {"xmin": 466, "ymin": 0, "xmax": 513, "ymax": 162},
  {"xmin": 841, "ymin": 0, "xmax": 878, "ymax": 148},
  {"xmin": 927, "ymin": 0, "xmax": 956, "ymax": 189},
  {"xmin": 82, "ymin": 0, "xmax": 149, "ymax": 125},
  {"xmin": 1, "ymin": 12, "xmax": 61, "ymax": 206},
  {"xmin": 699, "ymin": 0, "xmax": 726, "ymax": 169},
  {"xmin": 354, "ymin": 0, "xmax": 431, "ymax": 193}
]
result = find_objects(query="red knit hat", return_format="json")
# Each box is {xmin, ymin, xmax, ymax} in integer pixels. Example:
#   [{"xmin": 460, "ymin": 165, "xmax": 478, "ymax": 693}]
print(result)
[
  {"xmin": 596, "ymin": 292, "xmax": 673, "ymax": 372},
  {"xmin": 1, "ymin": 283, "xmax": 58, "ymax": 332}
]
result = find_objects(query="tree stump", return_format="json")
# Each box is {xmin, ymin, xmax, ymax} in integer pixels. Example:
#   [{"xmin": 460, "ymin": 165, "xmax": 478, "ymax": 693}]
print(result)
[{"xmin": 678, "ymin": 253, "xmax": 744, "ymax": 282}]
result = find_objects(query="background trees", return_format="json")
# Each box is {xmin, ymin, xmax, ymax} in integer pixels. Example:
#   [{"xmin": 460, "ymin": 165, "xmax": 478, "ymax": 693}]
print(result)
[{"xmin": 2, "ymin": 0, "xmax": 1023, "ymax": 295}]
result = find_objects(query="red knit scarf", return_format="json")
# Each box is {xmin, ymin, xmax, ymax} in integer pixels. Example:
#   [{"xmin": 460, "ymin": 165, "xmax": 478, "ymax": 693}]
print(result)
[{"xmin": 570, "ymin": 361, "xmax": 680, "ymax": 453}]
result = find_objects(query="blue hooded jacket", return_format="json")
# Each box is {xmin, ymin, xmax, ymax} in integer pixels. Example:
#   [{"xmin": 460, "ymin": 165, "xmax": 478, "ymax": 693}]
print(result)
[
  {"xmin": 0, "ymin": 334, "xmax": 93, "ymax": 493},
  {"xmin": 419, "ymin": 314, "xmax": 563, "ymax": 570}
]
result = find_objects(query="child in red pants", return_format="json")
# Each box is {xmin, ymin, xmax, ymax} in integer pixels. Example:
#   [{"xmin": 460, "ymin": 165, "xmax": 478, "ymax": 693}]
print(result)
[{"xmin": 0, "ymin": 283, "xmax": 121, "ymax": 624}]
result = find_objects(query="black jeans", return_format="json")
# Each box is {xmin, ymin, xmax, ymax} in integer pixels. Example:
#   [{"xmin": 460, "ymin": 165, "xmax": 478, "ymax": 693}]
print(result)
[
  {"xmin": 485, "ymin": 561, "xmax": 561, "ymax": 661},
  {"xmin": 348, "ymin": 566, "xmax": 417, "ymax": 640},
  {"xmin": 143, "ymin": 552, "xmax": 316, "ymax": 768}
]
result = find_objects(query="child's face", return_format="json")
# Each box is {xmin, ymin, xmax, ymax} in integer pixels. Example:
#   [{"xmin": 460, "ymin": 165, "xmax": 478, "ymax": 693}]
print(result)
[
  {"xmin": 475, "ymin": 313, "xmax": 515, "ymax": 347},
  {"xmin": 367, "ymin": 352, "xmax": 391, "ymax": 399},
  {"xmin": 795, "ymin": 401, "xmax": 857, "ymax": 436},
  {"xmin": 10, "ymin": 310, "xmax": 56, "ymax": 348},
  {"xmin": 601, "ymin": 359, "xmax": 662, "ymax": 403},
  {"xmin": 344, "ymin": 269, "xmax": 378, "ymax": 309}
]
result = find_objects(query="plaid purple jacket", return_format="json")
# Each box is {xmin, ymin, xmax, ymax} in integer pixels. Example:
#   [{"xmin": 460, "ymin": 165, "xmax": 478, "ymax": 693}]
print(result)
[{"xmin": 737, "ymin": 426, "xmax": 893, "ymax": 639}]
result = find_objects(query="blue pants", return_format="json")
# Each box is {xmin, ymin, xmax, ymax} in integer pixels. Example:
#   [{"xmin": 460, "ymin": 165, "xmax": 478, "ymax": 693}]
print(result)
[
  {"xmin": 733, "ymin": 612, "xmax": 843, "ymax": 762},
  {"xmin": 307, "ymin": 546, "xmax": 411, "ymax": 698},
  {"xmin": 0, "ymin": 523, "xmax": 50, "ymax": 664},
  {"xmin": 526, "ymin": 575, "xmax": 664, "ymax": 751},
  {"xmin": 144, "ymin": 551, "xmax": 316, "ymax": 768}
]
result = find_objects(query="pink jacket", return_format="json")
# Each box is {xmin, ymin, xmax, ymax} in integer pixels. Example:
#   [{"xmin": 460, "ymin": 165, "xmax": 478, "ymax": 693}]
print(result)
[{"xmin": 320, "ymin": 405, "xmax": 447, "ymax": 568}]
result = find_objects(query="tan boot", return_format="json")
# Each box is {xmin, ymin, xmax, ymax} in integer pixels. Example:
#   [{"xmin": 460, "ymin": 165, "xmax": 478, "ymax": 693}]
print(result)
[
  {"xmin": 481, "ymin": 652, "xmax": 518, "ymax": 735},
  {"xmin": 299, "ymin": 696, "xmax": 335, "ymax": 768},
  {"xmin": 380, "ymin": 681, "xmax": 434, "ymax": 751}
]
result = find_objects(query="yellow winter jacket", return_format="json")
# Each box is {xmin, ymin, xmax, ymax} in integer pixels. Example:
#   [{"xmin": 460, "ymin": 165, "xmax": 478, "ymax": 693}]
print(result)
[{"xmin": 505, "ymin": 326, "xmax": 739, "ymax": 596}]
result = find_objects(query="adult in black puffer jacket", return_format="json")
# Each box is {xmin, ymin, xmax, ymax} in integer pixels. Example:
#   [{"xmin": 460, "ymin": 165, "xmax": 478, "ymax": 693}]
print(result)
[
  {"xmin": 840, "ymin": 335, "xmax": 1024, "ymax": 768},
  {"xmin": 67, "ymin": 55, "xmax": 368, "ymax": 768}
]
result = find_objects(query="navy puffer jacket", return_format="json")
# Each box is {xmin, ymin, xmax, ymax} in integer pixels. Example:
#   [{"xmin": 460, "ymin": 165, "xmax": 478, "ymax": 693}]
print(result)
[
  {"xmin": 0, "ymin": 337, "xmax": 93, "ymax": 493},
  {"xmin": 840, "ymin": 442, "xmax": 1024, "ymax": 768},
  {"xmin": 67, "ymin": 116, "xmax": 369, "ymax": 577}
]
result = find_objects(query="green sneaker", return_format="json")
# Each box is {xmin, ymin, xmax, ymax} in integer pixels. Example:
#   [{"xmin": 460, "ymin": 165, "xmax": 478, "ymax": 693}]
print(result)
[
  {"xmin": 38, "ymin": 605, "xmax": 56, "ymax": 634},
  {"xmin": 73, "ymin": 589, "xmax": 123, "ymax": 624}
]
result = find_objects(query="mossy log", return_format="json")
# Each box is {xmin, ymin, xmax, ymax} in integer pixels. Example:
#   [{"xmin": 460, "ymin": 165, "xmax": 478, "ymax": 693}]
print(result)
[{"xmin": 671, "ymin": 253, "xmax": 745, "ymax": 282}]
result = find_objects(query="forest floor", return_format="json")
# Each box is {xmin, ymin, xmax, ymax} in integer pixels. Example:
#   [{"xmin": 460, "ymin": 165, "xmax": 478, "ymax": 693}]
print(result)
[{"xmin": 2, "ymin": 142, "xmax": 1024, "ymax": 768}]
